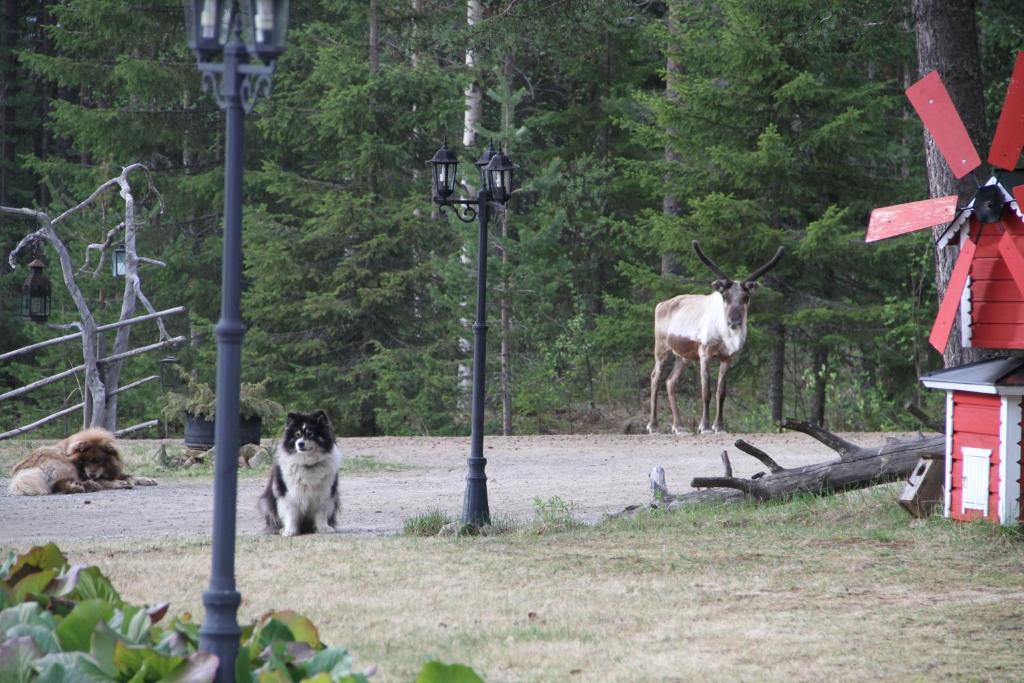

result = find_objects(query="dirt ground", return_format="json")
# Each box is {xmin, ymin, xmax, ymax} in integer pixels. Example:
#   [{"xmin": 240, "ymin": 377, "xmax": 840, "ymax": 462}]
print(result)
[{"xmin": 0, "ymin": 432, "xmax": 903, "ymax": 543}]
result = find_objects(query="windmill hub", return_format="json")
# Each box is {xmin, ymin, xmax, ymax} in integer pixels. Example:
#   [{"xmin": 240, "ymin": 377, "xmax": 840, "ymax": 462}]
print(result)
[{"xmin": 974, "ymin": 184, "xmax": 1005, "ymax": 224}]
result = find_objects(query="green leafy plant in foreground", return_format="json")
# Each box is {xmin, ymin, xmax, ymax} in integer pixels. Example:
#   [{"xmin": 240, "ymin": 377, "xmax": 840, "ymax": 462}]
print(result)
[{"xmin": 0, "ymin": 543, "xmax": 483, "ymax": 682}]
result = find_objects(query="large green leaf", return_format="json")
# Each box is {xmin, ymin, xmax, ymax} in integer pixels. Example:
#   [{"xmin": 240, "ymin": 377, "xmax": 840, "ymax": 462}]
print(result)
[
  {"xmin": 416, "ymin": 661, "xmax": 485, "ymax": 683},
  {"xmin": 56, "ymin": 599, "xmax": 115, "ymax": 653},
  {"xmin": 33, "ymin": 651, "xmax": 113, "ymax": 683},
  {"xmin": 12, "ymin": 568, "xmax": 56, "ymax": 602},
  {"xmin": 0, "ymin": 602, "xmax": 56, "ymax": 634},
  {"xmin": 162, "ymin": 652, "xmax": 219, "ymax": 683},
  {"xmin": 7, "ymin": 623, "xmax": 60, "ymax": 654},
  {"xmin": 90, "ymin": 621, "xmax": 122, "ymax": 678},
  {"xmin": 72, "ymin": 567, "xmax": 122, "ymax": 606},
  {"xmin": 265, "ymin": 611, "xmax": 321, "ymax": 648},
  {"xmin": 301, "ymin": 647, "xmax": 354, "ymax": 678},
  {"xmin": 113, "ymin": 639, "xmax": 186, "ymax": 680},
  {"xmin": 2, "ymin": 545, "xmax": 67, "ymax": 588},
  {"xmin": 0, "ymin": 635, "xmax": 43, "ymax": 683}
]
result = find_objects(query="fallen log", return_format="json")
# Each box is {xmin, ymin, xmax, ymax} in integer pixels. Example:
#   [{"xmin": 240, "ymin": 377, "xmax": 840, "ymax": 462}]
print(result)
[{"xmin": 634, "ymin": 419, "xmax": 945, "ymax": 513}]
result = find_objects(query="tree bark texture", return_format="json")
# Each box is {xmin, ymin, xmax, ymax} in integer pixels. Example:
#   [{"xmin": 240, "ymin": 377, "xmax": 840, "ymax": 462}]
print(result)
[
  {"xmin": 369, "ymin": 0, "xmax": 380, "ymax": 74},
  {"xmin": 660, "ymin": 2, "xmax": 683, "ymax": 277},
  {"xmin": 911, "ymin": 0, "xmax": 987, "ymax": 368},
  {"xmin": 1, "ymin": 0, "xmax": 17, "ymax": 206},
  {"xmin": 499, "ymin": 52, "xmax": 515, "ymax": 436},
  {"xmin": 769, "ymin": 323, "xmax": 785, "ymax": 425},
  {"xmin": 641, "ymin": 421, "xmax": 944, "ymax": 510}
]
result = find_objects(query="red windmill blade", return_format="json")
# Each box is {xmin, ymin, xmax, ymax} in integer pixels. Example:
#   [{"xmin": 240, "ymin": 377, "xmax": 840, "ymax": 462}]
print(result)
[
  {"xmin": 865, "ymin": 195, "xmax": 958, "ymax": 242},
  {"xmin": 906, "ymin": 70, "xmax": 983, "ymax": 179},
  {"xmin": 989, "ymin": 51, "xmax": 1024, "ymax": 171}
]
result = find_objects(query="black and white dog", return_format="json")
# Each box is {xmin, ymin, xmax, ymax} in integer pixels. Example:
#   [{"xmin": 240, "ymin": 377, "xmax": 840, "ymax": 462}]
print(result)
[{"xmin": 259, "ymin": 410, "xmax": 343, "ymax": 536}]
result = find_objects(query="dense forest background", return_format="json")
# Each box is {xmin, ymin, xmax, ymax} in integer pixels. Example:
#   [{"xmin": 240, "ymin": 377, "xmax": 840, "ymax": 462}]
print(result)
[{"xmin": 1, "ymin": 0, "xmax": 1022, "ymax": 438}]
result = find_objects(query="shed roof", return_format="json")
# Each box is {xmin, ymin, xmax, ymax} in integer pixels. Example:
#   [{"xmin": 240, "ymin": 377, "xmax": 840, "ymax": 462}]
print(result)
[{"xmin": 921, "ymin": 356, "xmax": 1024, "ymax": 394}]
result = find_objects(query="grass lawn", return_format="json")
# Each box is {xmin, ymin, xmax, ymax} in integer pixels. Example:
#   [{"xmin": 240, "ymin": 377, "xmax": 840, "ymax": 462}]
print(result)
[{"xmin": 5, "ymin": 485, "xmax": 1022, "ymax": 682}]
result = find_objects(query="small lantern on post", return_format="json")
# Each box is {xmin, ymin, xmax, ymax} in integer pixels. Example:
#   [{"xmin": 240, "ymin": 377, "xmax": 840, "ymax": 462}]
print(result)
[
  {"xmin": 21, "ymin": 259, "xmax": 52, "ymax": 323},
  {"xmin": 244, "ymin": 0, "xmax": 291, "ymax": 61},
  {"xmin": 474, "ymin": 143, "xmax": 496, "ymax": 193},
  {"xmin": 484, "ymin": 148, "xmax": 516, "ymax": 204},
  {"xmin": 112, "ymin": 244, "xmax": 127, "ymax": 278},
  {"xmin": 429, "ymin": 140, "xmax": 459, "ymax": 200},
  {"xmin": 160, "ymin": 356, "xmax": 181, "ymax": 391}
]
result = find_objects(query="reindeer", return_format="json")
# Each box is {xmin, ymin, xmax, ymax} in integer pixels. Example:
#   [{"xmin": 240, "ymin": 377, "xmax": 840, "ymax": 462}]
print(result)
[{"xmin": 647, "ymin": 241, "xmax": 784, "ymax": 435}]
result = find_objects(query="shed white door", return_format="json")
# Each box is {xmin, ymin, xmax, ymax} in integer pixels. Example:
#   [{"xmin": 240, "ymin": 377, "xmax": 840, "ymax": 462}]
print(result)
[{"xmin": 961, "ymin": 447, "xmax": 991, "ymax": 516}]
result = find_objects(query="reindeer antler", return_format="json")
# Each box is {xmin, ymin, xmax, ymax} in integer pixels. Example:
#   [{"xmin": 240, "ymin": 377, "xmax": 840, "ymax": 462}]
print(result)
[
  {"xmin": 744, "ymin": 246, "xmax": 785, "ymax": 283},
  {"xmin": 691, "ymin": 240, "xmax": 730, "ymax": 281}
]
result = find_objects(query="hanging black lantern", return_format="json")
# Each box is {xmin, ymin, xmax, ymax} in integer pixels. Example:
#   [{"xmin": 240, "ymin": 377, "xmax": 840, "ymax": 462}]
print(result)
[
  {"xmin": 160, "ymin": 355, "xmax": 182, "ymax": 391},
  {"xmin": 474, "ymin": 143, "xmax": 496, "ymax": 193},
  {"xmin": 242, "ymin": 0, "xmax": 291, "ymax": 61},
  {"xmin": 21, "ymin": 259, "xmax": 51, "ymax": 323},
  {"xmin": 428, "ymin": 140, "xmax": 459, "ymax": 199},
  {"xmin": 112, "ymin": 244, "xmax": 126, "ymax": 278},
  {"xmin": 484, "ymin": 148, "xmax": 516, "ymax": 204},
  {"xmin": 184, "ymin": 0, "xmax": 229, "ymax": 60}
]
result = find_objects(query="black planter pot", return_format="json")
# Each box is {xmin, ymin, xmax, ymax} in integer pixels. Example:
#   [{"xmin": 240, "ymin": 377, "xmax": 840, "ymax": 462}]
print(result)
[{"xmin": 184, "ymin": 413, "xmax": 263, "ymax": 450}]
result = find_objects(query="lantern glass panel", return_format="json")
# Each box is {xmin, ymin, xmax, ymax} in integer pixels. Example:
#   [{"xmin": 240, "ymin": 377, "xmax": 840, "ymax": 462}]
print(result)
[
  {"xmin": 113, "ymin": 247, "xmax": 126, "ymax": 278},
  {"xmin": 433, "ymin": 161, "xmax": 458, "ymax": 198}
]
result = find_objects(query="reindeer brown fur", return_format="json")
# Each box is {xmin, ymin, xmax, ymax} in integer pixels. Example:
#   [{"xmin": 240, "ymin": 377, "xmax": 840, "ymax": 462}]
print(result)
[{"xmin": 647, "ymin": 241, "xmax": 783, "ymax": 435}]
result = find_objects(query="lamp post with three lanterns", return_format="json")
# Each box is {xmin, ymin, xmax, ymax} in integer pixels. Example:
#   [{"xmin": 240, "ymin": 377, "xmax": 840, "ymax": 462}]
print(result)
[{"xmin": 428, "ymin": 140, "xmax": 516, "ymax": 526}]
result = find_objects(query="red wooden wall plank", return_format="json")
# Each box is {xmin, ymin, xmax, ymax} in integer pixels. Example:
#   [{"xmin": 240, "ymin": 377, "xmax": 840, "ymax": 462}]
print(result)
[
  {"xmin": 864, "ymin": 195, "xmax": 958, "ymax": 242},
  {"xmin": 954, "ymin": 393, "xmax": 1002, "ymax": 408},
  {"xmin": 954, "ymin": 405, "xmax": 1002, "ymax": 435},
  {"xmin": 988, "ymin": 51, "xmax": 1024, "ymax": 171},
  {"xmin": 907, "ymin": 71, "xmax": 982, "ymax": 179},
  {"xmin": 968, "ymin": 324, "xmax": 1024, "ymax": 349},
  {"xmin": 930, "ymin": 232, "xmax": 978, "ymax": 352},
  {"xmin": 971, "ymin": 281, "xmax": 1024, "ymax": 301},
  {"xmin": 970, "ymin": 302, "xmax": 1024, "ymax": 324}
]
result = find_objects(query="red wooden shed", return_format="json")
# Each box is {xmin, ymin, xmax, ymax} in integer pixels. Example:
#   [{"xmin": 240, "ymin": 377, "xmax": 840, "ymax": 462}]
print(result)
[{"xmin": 921, "ymin": 358, "xmax": 1024, "ymax": 524}]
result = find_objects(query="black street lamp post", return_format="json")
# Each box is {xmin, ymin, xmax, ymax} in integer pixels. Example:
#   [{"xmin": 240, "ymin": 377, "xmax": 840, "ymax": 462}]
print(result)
[
  {"xmin": 184, "ymin": 2, "xmax": 289, "ymax": 681},
  {"xmin": 428, "ymin": 140, "xmax": 516, "ymax": 526}
]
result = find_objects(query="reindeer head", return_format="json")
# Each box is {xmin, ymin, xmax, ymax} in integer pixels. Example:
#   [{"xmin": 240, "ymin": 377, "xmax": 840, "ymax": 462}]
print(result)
[{"xmin": 692, "ymin": 241, "xmax": 784, "ymax": 331}]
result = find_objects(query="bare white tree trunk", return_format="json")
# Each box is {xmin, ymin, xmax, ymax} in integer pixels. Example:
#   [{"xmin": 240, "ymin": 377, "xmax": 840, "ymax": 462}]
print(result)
[{"xmin": 4, "ymin": 164, "xmax": 168, "ymax": 430}]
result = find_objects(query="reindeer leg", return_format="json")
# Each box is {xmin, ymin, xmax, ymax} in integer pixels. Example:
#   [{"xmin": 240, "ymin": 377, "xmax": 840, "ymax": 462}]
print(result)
[
  {"xmin": 646, "ymin": 343, "xmax": 670, "ymax": 434},
  {"xmin": 666, "ymin": 356, "xmax": 687, "ymax": 435},
  {"xmin": 698, "ymin": 352, "xmax": 712, "ymax": 434},
  {"xmin": 713, "ymin": 358, "xmax": 731, "ymax": 433}
]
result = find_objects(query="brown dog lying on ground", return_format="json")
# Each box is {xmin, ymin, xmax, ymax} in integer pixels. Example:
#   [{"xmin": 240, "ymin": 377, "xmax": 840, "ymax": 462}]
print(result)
[{"xmin": 8, "ymin": 427, "xmax": 157, "ymax": 495}]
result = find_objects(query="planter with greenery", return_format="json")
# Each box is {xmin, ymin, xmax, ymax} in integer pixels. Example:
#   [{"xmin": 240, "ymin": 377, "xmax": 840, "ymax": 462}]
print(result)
[
  {"xmin": 162, "ymin": 377, "xmax": 285, "ymax": 449},
  {"xmin": 0, "ymin": 543, "xmax": 482, "ymax": 682}
]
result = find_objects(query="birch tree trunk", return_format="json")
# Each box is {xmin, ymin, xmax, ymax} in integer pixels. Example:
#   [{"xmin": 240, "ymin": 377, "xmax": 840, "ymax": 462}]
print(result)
[
  {"xmin": 462, "ymin": 0, "xmax": 483, "ymax": 153},
  {"xmin": 911, "ymin": 0, "xmax": 987, "ymax": 368}
]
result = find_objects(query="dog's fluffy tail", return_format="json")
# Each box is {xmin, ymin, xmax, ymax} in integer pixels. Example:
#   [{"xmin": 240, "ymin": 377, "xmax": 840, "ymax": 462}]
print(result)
[{"xmin": 9, "ymin": 468, "xmax": 50, "ymax": 496}]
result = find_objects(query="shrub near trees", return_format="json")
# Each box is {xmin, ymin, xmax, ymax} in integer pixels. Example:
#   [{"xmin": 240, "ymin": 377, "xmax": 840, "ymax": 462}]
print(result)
[{"xmin": 2, "ymin": 1, "xmax": 1023, "ymax": 436}]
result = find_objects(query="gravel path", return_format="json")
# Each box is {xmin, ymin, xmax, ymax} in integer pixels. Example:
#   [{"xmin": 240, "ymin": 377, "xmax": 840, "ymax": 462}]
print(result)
[{"xmin": 0, "ymin": 432, "xmax": 897, "ymax": 543}]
